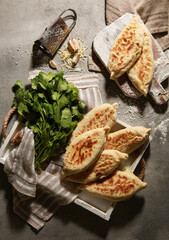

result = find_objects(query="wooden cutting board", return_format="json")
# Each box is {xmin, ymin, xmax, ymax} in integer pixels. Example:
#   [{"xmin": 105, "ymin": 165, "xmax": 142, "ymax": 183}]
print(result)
[{"xmin": 93, "ymin": 13, "xmax": 169, "ymax": 104}]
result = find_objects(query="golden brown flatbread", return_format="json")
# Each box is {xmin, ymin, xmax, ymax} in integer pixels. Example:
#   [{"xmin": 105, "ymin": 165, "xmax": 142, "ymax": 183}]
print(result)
[
  {"xmin": 108, "ymin": 15, "xmax": 144, "ymax": 80},
  {"xmin": 105, "ymin": 126, "xmax": 151, "ymax": 154},
  {"xmin": 82, "ymin": 169, "xmax": 147, "ymax": 202},
  {"xmin": 66, "ymin": 150, "xmax": 128, "ymax": 184},
  {"xmin": 127, "ymin": 25, "xmax": 154, "ymax": 96},
  {"xmin": 62, "ymin": 127, "xmax": 110, "ymax": 177},
  {"xmin": 70, "ymin": 103, "xmax": 118, "ymax": 141}
]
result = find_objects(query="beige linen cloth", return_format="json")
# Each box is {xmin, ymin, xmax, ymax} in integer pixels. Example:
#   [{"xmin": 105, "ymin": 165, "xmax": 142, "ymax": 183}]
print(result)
[
  {"xmin": 3, "ymin": 72, "xmax": 103, "ymax": 230},
  {"xmin": 88, "ymin": 0, "xmax": 169, "ymax": 72}
]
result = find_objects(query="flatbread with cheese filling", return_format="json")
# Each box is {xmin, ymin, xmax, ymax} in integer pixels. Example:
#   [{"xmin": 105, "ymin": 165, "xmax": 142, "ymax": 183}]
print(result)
[
  {"xmin": 82, "ymin": 169, "xmax": 147, "ymax": 202},
  {"xmin": 66, "ymin": 150, "xmax": 128, "ymax": 184},
  {"xmin": 108, "ymin": 14, "xmax": 144, "ymax": 80},
  {"xmin": 105, "ymin": 126, "xmax": 151, "ymax": 154},
  {"xmin": 62, "ymin": 127, "xmax": 110, "ymax": 177},
  {"xmin": 127, "ymin": 25, "xmax": 154, "ymax": 96},
  {"xmin": 70, "ymin": 103, "xmax": 118, "ymax": 141}
]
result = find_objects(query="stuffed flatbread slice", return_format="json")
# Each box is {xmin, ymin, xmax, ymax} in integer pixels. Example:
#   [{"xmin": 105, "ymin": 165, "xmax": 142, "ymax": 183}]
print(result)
[
  {"xmin": 62, "ymin": 127, "xmax": 110, "ymax": 177},
  {"xmin": 70, "ymin": 103, "xmax": 118, "ymax": 141},
  {"xmin": 127, "ymin": 25, "xmax": 154, "ymax": 96},
  {"xmin": 82, "ymin": 169, "xmax": 147, "ymax": 202},
  {"xmin": 66, "ymin": 150, "xmax": 128, "ymax": 184},
  {"xmin": 105, "ymin": 126, "xmax": 151, "ymax": 154},
  {"xmin": 108, "ymin": 15, "xmax": 144, "ymax": 80}
]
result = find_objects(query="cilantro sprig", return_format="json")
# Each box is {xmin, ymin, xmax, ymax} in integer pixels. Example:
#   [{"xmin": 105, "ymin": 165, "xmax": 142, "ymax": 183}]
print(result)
[{"xmin": 12, "ymin": 71, "xmax": 85, "ymax": 170}]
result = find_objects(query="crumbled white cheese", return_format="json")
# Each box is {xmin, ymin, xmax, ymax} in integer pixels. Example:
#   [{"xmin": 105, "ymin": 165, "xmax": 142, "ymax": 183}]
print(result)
[{"xmin": 58, "ymin": 38, "xmax": 88, "ymax": 72}]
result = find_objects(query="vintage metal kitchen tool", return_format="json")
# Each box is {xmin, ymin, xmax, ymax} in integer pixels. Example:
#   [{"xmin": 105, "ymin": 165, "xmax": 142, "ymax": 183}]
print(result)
[
  {"xmin": 35, "ymin": 9, "xmax": 77, "ymax": 58},
  {"xmin": 93, "ymin": 13, "xmax": 169, "ymax": 104}
]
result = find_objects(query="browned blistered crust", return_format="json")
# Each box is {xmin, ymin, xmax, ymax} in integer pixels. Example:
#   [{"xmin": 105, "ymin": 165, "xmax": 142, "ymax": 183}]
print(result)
[
  {"xmin": 93, "ymin": 171, "xmax": 136, "ymax": 195},
  {"xmin": 127, "ymin": 26, "xmax": 154, "ymax": 96},
  {"xmin": 108, "ymin": 15, "xmax": 144, "ymax": 80},
  {"xmin": 83, "ymin": 169, "xmax": 147, "ymax": 201},
  {"xmin": 65, "ymin": 132, "xmax": 99, "ymax": 167},
  {"xmin": 105, "ymin": 131, "xmax": 139, "ymax": 151},
  {"xmin": 132, "ymin": 46, "xmax": 153, "ymax": 84},
  {"xmin": 73, "ymin": 107, "xmax": 115, "ymax": 139},
  {"xmin": 109, "ymin": 22, "xmax": 142, "ymax": 71},
  {"xmin": 104, "ymin": 127, "xmax": 150, "ymax": 154},
  {"xmin": 95, "ymin": 153, "xmax": 117, "ymax": 176},
  {"xmin": 66, "ymin": 150, "xmax": 128, "ymax": 184}
]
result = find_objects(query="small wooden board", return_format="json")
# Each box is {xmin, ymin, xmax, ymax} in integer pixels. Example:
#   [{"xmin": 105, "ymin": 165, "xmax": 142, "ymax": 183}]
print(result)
[{"xmin": 93, "ymin": 13, "xmax": 169, "ymax": 104}]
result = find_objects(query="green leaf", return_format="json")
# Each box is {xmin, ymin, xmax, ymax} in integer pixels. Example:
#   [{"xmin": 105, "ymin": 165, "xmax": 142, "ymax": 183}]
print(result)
[
  {"xmin": 71, "ymin": 106, "xmax": 79, "ymax": 116},
  {"xmin": 66, "ymin": 82, "xmax": 74, "ymax": 93},
  {"xmin": 69, "ymin": 87, "xmax": 79, "ymax": 101},
  {"xmin": 42, "ymin": 103, "xmax": 53, "ymax": 117},
  {"xmin": 71, "ymin": 120, "xmax": 78, "ymax": 129},
  {"xmin": 61, "ymin": 108, "xmax": 72, "ymax": 128},
  {"xmin": 32, "ymin": 99, "xmax": 41, "ymax": 112},
  {"xmin": 53, "ymin": 103, "xmax": 60, "ymax": 124},
  {"xmin": 38, "ymin": 93, "xmax": 45, "ymax": 99},
  {"xmin": 13, "ymin": 88, "xmax": 24, "ymax": 106},
  {"xmin": 17, "ymin": 102, "xmax": 29, "ymax": 117},
  {"xmin": 57, "ymin": 79, "xmax": 68, "ymax": 92},
  {"xmin": 54, "ymin": 71, "xmax": 64, "ymax": 81},
  {"xmin": 12, "ymin": 80, "xmax": 23, "ymax": 93},
  {"xmin": 39, "ymin": 72, "xmax": 56, "ymax": 82},
  {"xmin": 31, "ymin": 76, "xmax": 39, "ymax": 90},
  {"xmin": 51, "ymin": 91, "xmax": 60, "ymax": 101},
  {"xmin": 38, "ymin": 81, "xmax": 47, "ymax": 90},
  {"xmin": 78, "ymin": 101, "xmax": 86, "ymax": 112},
  {"xmin": 29, "ymin": 124, "xmax": 40, "ymax": 134},
  {"xmin": 58, "ymin": 95, "xmax": 69, "ymax": 109},
  {"xmin": 61, "ymin": 108, "xmax": 72, "ymax": 118},
  {"xmin": 24, "ymin": 90, "xmax": 32, "ymax": 100}
]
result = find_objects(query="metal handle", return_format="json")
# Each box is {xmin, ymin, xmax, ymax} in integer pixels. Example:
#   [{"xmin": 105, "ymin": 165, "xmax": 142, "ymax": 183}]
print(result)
[
  {"xmin": 59, "ymin": 8, "xmax": 77, "ymax": 33},
  {"xmin": 34, "ymin": 9, "xmax": 77, "ymax": 58}
]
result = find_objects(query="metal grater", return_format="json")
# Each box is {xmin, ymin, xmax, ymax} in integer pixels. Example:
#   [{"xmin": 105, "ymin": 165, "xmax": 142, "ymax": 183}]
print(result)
[{"xmin": 35, "ymin": 9, "xmax": 77, "ymax": 58}]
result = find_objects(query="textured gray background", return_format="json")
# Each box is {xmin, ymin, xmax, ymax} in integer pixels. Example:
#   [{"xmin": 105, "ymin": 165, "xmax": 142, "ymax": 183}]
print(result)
[{"xmin": 0, "ymin": 0, "xmax": 169, "ymax": 239}]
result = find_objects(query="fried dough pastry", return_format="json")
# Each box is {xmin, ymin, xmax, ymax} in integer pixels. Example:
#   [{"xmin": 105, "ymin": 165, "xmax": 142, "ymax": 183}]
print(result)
[
  {"xmin": 82, "ymin": 169, "xmax": 147, "ymax": 202},
  {"xmin": 66, "ymin": 150, "xmax": 128, "ymax": 184},
  {"xmin": 105, "ymin": 126, "xmax": 151, "ymax": 154},
  {"xmin": 70, "ymin": 103, "xmax": 118, "ymax": 141},
  {"xmin": 108, "ymin": 15, "xmax": 144, "ymax": 80},
  {"xmin": 62, "ymin": 127, "xmax": 110, "ymax": 177},
  {"xmin": 127, "ymin": 25, "xmax": 154, "ymax": 96}
]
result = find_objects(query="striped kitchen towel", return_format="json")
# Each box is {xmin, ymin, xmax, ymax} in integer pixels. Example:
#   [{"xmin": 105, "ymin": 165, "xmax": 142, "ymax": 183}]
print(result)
[
  {"xmin": 3, "ymin": 72, "xmax": 103, "ymax": 230},
  {"xmin": 4, "ymin": 127, "xmax": 37, "ymax": 199}
]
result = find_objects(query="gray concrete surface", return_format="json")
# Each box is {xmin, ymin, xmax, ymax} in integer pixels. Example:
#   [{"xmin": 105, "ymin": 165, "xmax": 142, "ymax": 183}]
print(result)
[{"xmin": 0, "ymin": 0, "xmax": 169, "ymax": 239}]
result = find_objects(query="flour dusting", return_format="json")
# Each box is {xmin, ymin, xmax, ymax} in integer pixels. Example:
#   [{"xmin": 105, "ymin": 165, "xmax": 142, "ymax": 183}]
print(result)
[{"xmin": 153, "ymin": 118, "xmax": 169, "ymax": 143}]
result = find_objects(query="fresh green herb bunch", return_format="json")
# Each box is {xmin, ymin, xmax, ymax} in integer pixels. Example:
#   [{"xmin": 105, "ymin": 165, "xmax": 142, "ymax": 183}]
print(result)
[{"xmin": 12, "ymin": 71, "xmax": 85, "ymax": 170}]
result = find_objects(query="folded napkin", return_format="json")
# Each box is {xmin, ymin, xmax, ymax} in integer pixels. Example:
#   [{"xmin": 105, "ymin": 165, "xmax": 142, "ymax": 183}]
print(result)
[
  {"xmin": 4, "ymin": 127, "xmax": 37, "ymax": 199},
  {"xmin": 4, "ymin": 72, "xmax": 103, "ymax": 230},
  {"xmin": 88, "ymin": 0, "xmax": 169, "ymax": 72}
]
